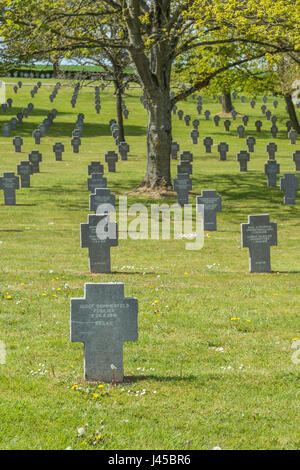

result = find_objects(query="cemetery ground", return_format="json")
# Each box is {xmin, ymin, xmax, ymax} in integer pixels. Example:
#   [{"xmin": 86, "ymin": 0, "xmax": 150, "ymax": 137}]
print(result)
[{"xmin": 0, "ymin": 78, "xmax": 299, "ymax": 450}]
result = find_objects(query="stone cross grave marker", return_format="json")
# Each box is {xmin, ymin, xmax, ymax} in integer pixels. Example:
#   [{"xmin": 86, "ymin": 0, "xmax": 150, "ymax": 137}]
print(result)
[
  {"xmin": 88, "ymin": 161, "xmax": 104, "ymax": 176},
  {"xmin": 13, "ymin": 136, "xmax": 23, "ymax": 152},
  {"xmin": 53, "ymin": 142, "xmax": 65, "ymax": 161},
  {"xmin": 270, "ymin": 125, "xmax": 278, "ymax": 139},
  {"xmin": 204, "ymin": 110, "xmax": 211, "ymax": 121},
  {"xmin": 292, "ymin": 151, "xmax": 300, "ymax": 171},
  {"xmin": 28, "ymin": 150, "xmax": 42, "ymax": 173},
  {"xmin": 192, "ymin": 119, "xmax": 199, "ymax": 130},
  {"xmin": 184, "ymin": 115, "xmax": 191, "ymax": 126},
  {"xmin": 70, "ymin": 283, "xmax": 138, "ymax": 382},
  {"xmin": 265, "ymin": 110, "xmax": 272, "ymax": 120},
  {"xmin": 197, "ymin": 104, "xmax": 202, "ymax": 115},
  {"xmin": 237, "ymin": 150, "xmax": 250, "ymax": 172},
  {"xmin": 242, "ymin": 115, "xmax": 249, "ymax": 126},
  {"xmin": 118, "ymin": 142, "xmax": 130, "ymax": 161},
  {"xmin": 80, "ymin": 214, "xmax": 118, "ymax": 273},
  {"xmin": 237, "ymin": 125, "xmax": 245, "ymax": 138},
  {"xmin": 241, "ymin": 214, "xmax": 277, "ymax": 273},
  {"xmin": 38, "ymin": 124, "xmax": 46, "ymax": 137},
  {"xmin": 288, "ymin": 130, "xmax": 297, "ymax": 144},
  {"xmin": 171, "ymin": 142, "xmax": 180, "ymax": 160},
  {"xmin": 218, "ymin": 142, "xmax": 229, "ymax": 161},
  {"xmin": 32, "ymin": 129, "xmax": 41, "ymax": 145},
  {"xmin": 250, "ymin": 99, "xmax": 256, "ymax": 109},
  {"xmin": 271, "ymin": 115, "xmax": 277, "ymax": 125},
  {"xmin": 71, "ymin": 136, "xmax": 81, "ymax": 153},
  {"xmin": 196, "ymin": 190, "xmax": 222, "ymax": 231},
  {"xmin": 10, "ymin": 118, "xmax": 17, "ymax": 130},
  {"xmin": 286, "ymin": 121, "xmax": 292, "ymax": 133},
  {"xmin": 173, "ymin": 174, "xmax": 192, "ymax": 207},
  {"xmin": 90, "ymin": 188, "xmax": 116, "ymax": 214},
  {"xmin": 105, "ymin": 151, "xmax": 118, "ymax": 173},
  {"xmin": 261, "ymin": 105, "xmax": 267, "ymax": 114},
  {"xmin": 203, "ymin": 136, "xmax": 213, "ymax": 153},
  {"xmin": 246, "ymin": 136, "xmax": 256, "ymax": 153},
  {"xmin": 17, "ymin": 161, "xmax": 33, "ymax": 188},
  {"xmin": 177, "ymin": 161, "xmax": 192, "ymax": 178},
  {"xmin": 266, "ymin": 142, "xmax": 277, "ymax": 160},
  {"xmin": 264, "ymin": 160, "xmax": 280, "ymax": 188},
  {"xmin": 190, "ymin": 129, "xmax": 199, "ymax": 144},
  {"xmin": 224, "ymin": 120, "xmax": 231, "ymax": 131},
  {"xmin": 88, "ymin": 173, "xmax": 107, "ymax": 193},
  {"xmin": 213, "ymin": 115, "xmax": 220, "ymax": 127},
  {"xmin": 17, "ymin": 112, "xmax": 23, "ymax": 124},
  {"xmin": 280, "ymin": 173, "xmax": 299, "ymax": 204},
  {"xmin": 0, "ymin": 172, "xmax": 19, "ymax": 205},
  {"xmin": 177, "ymin": 110, "xmax": 184, "ymax": 120},
  {"xmin": 255, "ymin": 120, "xmax": 262, "ymax": 132},
  {"xmin": 2, "ymin": 123, "xmax": 10, "ymax": 137},
  {"xmin": 231, "ymin": 109, "xmax": 237, "ymax": 120},
  {"xmin": 273, "ymin": 100, "xmax": 278, "ymax": 109}
]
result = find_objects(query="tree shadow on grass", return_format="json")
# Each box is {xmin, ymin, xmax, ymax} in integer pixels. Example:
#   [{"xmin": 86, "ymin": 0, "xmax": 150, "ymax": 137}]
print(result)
[
  {"xmin": 191, "ymin": 172, "xmax": 300, "ymax": 222},
  {"xmin": 124, "ymin": 374, "xmax": 198, "ymax": 384},
  {"xmin": 0, "ymin": 229, "xmax": 24, "ymax": 232},
  {"xmin": 0, "ymin": 121, "xmax": 146, "ymax": 139}
]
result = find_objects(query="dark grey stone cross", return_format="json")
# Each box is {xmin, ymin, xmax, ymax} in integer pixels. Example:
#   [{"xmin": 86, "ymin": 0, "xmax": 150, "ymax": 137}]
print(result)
[
  {"xmin": 80, "ymin": 214, "xmax": 118, "ymax": 273},
  {"xmin": 70, "ymin": 282, "xmax": 138, "ymax": 382},
  {"xmin": 0, "ymin": 172, "xmax": 19, "ymax": 205},
  {"xmin": 241, "ymin": 214, "xmax": 277, "ymax": 273}
]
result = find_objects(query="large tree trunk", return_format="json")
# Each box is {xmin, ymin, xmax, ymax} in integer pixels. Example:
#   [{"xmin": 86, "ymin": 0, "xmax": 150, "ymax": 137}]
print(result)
[
  {"xmin": 114, "ymin": 80, "xmax": 125, "ymax": 143},
  {"xmin": 222, "ymin": 89, "xmax": 233, "ymax": 113},
  {"xmin": 52, "ymin": 59, "xmax": 60, "ymax": 78},
  {"xmin": 126, "ymin": 0, "xmax": 173, "ymax": 189},
  {"xmin": 284, "ymin": 92, "xmax": 300, "ymax": 133},
  {"xmin": 143, "ymin": 87, "xmax": 172, "ymax": 187}
]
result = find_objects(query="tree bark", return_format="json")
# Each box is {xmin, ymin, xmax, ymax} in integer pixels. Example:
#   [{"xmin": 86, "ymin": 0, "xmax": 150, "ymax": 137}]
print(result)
[
  {"xmin": 143, "ymin": 86, "xmax": 172, "ymax": 187},
  {"xmin": 222, "ymin": 89, "xmax": 233, "ymax": 113},
  {"xmin": 284, "ymin": 92, "xmax": 300, "ymax": 133},
  {"xmin": 52, "ymin": 59, "xmax": 60, "ymax": 78},
  {"xmin": 114, "ymin": 80, "xmax": 125, "ymax": 143}
]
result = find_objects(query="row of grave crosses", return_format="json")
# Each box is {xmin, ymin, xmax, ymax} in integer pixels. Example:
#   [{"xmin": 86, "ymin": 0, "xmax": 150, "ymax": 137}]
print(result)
[{"xmin": 72, "ymin": 161, "xmax": 138, "ymax": 383}]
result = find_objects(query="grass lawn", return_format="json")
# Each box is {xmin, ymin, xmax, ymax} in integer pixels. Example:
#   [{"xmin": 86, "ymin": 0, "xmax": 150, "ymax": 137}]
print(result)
[{"xmin": 0, "ymin": 78, "xmax": 299, "ymax": 450}]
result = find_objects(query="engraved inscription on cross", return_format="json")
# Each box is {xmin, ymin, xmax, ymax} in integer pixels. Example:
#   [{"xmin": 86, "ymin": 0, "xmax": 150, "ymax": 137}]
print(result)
[
  {"xmin": 280, "ymin": 173, "xmax": 299, "ymax": 204},
  {"xmin": 0, "ymin": 172, "xmax": 19, "ymax": 205},
  {"xmin": 80, "ymin": 214, "xmax": 118, "ymax": 273},
  {"xmin": 70, "ymin": 283, "xmax": 138, "ymax": 382},
  {"xmin": 196, "ymin": 190, "xmax": 222, "ymax": 231},
  {"xmin": 241, "ymin": 214, "xmax": 277, "ymax": 273}
]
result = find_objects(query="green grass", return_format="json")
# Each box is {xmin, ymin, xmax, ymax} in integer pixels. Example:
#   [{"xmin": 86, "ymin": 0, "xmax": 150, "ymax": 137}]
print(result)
[{"xmin": 0, "ymin": 77, "xmax": 299, "ymax": 450}]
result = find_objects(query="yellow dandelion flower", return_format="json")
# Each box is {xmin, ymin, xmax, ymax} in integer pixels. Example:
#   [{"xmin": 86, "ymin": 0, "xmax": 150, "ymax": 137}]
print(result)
[
  {"xmin": 97, "ymin": 384, "xmax": 104, "ymax": 388},
  {"xmin": 6, "ymin": 295, "xmax": 12, "ymax": 300},
  {"xmin": 21, "ymin": 283, "xmax": 25, "ymax": 286},
  {"xmin": 42, "ymin": 293, "xmax": 47, "ymax": 297},
  {"xmin": 96, "ymin": 435, "xmax": 101, "ymax": 440},
  {"xmin": 71, "ymin": 384, "xmax": 78, "ymax": 390},
  {"xmin": 93, "ymin": 393, "xmax": 99, "ymax": 398}
]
